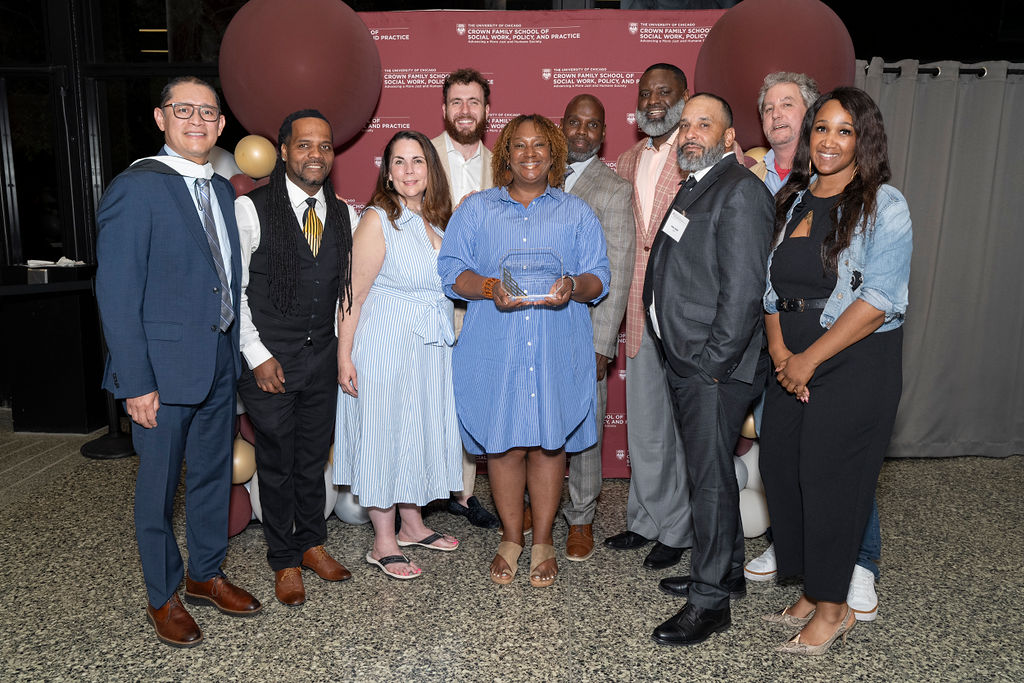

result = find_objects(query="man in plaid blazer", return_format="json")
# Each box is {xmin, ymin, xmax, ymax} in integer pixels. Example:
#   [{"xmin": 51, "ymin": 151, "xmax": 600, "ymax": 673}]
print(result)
[{"xmin": 603, "ymin": 63, "xmax": 694, "ymax": 571}]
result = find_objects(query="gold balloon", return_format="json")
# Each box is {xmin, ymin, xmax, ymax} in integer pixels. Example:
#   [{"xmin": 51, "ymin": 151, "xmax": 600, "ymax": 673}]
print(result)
[
  {"xmin": 740, "ymin": 412, "xmax": 757, "ymax": 439},
  {"xmin": 232, "ymin": 437, "xmax": 257, "ymax": 484},
  {"xmin": 745, "ymin": 146, "xmax": 769, "ymax": 164},
  {"xmin": 234, "ymin": 135, "xmax": 277, "ymax": 179}
]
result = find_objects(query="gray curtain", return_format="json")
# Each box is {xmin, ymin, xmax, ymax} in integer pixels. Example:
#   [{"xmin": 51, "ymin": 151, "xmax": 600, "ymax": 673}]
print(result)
[{"xmin": 854, "ymin": 58, "xmax": 1024, "ymax": 457}]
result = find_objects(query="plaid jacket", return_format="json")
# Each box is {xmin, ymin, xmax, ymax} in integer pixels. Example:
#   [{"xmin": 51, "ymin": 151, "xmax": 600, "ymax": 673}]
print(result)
[{"xmin": 615, "ymin": 133, "xmax": 684, "ymax": 358}]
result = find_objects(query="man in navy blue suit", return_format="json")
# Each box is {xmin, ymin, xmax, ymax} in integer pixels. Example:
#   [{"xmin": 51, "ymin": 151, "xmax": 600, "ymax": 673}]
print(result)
[{"xmin": 96, "ymin": 76, "xmax": 262, "ymax": 648}]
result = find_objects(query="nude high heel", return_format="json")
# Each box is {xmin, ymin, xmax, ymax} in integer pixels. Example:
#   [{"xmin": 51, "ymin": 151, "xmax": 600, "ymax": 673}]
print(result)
[{"xmin": 777, "ymin": 608, "xmax": 855, "ymax": 655}]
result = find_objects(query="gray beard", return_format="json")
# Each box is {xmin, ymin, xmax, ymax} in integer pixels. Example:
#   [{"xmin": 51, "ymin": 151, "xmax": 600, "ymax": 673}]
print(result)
[
  {"xmin": 635, "ymin": 99, "xmax": 684, "ymax": 138},
  {"xmin": 566, "ymin": 147, "xmax": 598, "ymax": 164},
  {"xmin": 677, "ymin": 138, "xmax": 727, "ymax": 173}
]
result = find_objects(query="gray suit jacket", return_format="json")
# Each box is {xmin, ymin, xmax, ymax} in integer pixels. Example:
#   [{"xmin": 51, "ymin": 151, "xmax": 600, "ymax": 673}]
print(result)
[
  {"xmin": 569, "ymin": 157, "xmax": 635, "ymax": 359},
  {"xmin": 643, "ymin": 155, "xmax": 774, "ymax": 384},
  {"xmin": 431, "ymin": 132, "xmax": 493, "ymax": 206}
]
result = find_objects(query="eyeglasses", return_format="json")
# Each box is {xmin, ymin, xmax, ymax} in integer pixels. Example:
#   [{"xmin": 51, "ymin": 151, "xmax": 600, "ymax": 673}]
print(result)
[{"xmin": 162, "ymin": 102, "xmax": 221, "ymax": 122}]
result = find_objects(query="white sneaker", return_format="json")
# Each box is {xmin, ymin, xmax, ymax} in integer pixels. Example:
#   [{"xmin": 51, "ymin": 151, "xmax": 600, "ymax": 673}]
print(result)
[
  {"xmin": 744, "ymin": 544, "xmax": 777, "ymax": 581},
  {"xmin": 847, "ymin": 564, "xmax": 878, "ymax": 622}
]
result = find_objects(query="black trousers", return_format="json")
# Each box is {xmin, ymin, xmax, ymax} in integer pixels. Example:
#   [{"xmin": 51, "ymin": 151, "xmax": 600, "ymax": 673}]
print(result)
[
  {"xmin": 760, "ymin": 326, "xmax": 902, "ymax": 603},
  {"xmin": 664, "ymin": 354, "xmax": 768, "ymax": 610},
  {"xmin": 237, "ymin": 339, "xmax": 338, "ymax": 571}
]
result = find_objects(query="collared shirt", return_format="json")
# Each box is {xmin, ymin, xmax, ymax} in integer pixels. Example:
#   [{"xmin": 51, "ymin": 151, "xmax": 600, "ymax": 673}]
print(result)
[
  {"xmin": 234, "ymin": 176, "xmax": 360, "ymax": 369},
  {"xmin": 564, "ymin": 154, "xmax": 598, "ymax": 193},
  {"xmin": 161, "ymin": 145, "xmax": 233, "ymax": 295},
  {"xmin": 635, "ymin": 127, "xmax": 680, "ymax": 229},
  {"xmin": 761, "ymin": 148, "xmax": 788, "ymax": 196},
  {"xmin": 444, "ymin": 132, "xmax": 484, "ymax": 205}
]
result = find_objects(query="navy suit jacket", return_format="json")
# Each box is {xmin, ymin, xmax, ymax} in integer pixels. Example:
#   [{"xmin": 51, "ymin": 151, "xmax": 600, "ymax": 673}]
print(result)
[
  {"xmin": 643, "ymin": 156, "xmax": 774, "ymax": 384},
  {"xmin": 95, "ymin": 157, "xmax": 242, "ymax": 405}
]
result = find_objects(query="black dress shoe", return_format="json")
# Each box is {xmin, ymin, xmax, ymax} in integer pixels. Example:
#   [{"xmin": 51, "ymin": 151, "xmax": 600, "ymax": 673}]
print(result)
[
  {"xmin": 651, "ymin": 603, "xmax": 731, "ymax": 646},
  {"xmin": 448, "ymin": 495, "xmax": 499, "ymax": 529},
  {"xmin": 643, "ymin": 542, "xmax": 684, "ymax": 569},
  {"xmin": 603, "ymin": 530, "xmax": 652, "ymax": 550},
  {"xmin": 658, "ymin": 574, "xmax": 746, "ymax": 600}
]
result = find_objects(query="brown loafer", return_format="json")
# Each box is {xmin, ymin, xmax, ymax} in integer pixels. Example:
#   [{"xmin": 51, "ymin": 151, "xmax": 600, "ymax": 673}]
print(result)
[
  {"xmin": 146, "ymin": 593, "xmax": 202, "ymax": 648},
  {"xmin": 184, "ymin": 575, "xmax": 262, "ymax": 616},
  {"xmin": 275, "ymin": 567, "xmax": 306, "ymax": 606},
  {"xmin": 565, "ymin": 524, "xmax": 595, "ymax": 562},
  {"xmin": 301, "ymin": 545, "xmax": 352, "ymax": 582}
]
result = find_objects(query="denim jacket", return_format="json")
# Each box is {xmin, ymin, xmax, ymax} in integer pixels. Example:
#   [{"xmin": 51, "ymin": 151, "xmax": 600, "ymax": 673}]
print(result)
[{"xmin": 763, "ymin": 184, "xmax": 912, "ymax": 332}]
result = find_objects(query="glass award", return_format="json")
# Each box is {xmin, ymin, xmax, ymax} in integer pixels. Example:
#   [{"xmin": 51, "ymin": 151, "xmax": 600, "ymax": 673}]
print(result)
[{"xmin": 500, "ymin": 248, "xmax": 564, "ymax": 301}]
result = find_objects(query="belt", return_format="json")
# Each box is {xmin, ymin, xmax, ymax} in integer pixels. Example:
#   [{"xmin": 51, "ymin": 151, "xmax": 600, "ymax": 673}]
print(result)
[{"xmin": 777, "ymin": 297, "xmax": 829, "ymax": 313}]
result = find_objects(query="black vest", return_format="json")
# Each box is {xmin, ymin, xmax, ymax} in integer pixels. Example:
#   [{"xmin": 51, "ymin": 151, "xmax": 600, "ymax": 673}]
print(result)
[{"xmin": 245, "ymin": 185, "xmax": 349, "ymax": 355}]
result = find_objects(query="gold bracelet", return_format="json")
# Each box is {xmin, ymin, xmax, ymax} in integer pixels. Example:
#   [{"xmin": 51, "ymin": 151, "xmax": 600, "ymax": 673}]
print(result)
[{"xmin": 481, "ymin": 277, "xmax": 500, "ymax": 299}]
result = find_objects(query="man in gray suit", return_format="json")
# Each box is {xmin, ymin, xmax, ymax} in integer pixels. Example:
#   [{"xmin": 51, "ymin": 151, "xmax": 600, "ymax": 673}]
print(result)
[
  {"xmin": 559, "ymin": 94, "xmax": 635, "ymax": 562},
  {"xmin": 644, "ymin": 94, "xmax": 773, "ymax": 646}
]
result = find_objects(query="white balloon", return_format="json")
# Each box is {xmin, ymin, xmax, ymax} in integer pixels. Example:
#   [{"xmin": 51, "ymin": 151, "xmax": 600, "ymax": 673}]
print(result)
[
  {"xmin": 323, "ymin": 469, "xmax": 339, "ymax": 519},
  {"xmin": 739, "ymin": 488, "xmax": 770, "ymax": 538},
  {"xmin": 734, "ymin": 456, "xmax": 748, "ymax": 491},
  {"xmin": 248, "ymin": 470, "xmax": 263, "ymax": 522},
  {"xmin": 739, "ymin": 442, "xmax": 763, "ymax": 493},
  {"xmin": 208, "ymin": 145, "xmax": 243, "ymax": 179},
  {"xmin": 333, "ymin": 486, "xmax": 370, "ymax": 525}
]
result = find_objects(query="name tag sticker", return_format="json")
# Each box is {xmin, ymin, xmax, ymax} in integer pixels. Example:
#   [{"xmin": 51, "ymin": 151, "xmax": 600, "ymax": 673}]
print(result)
[{"xmin": 662, "ymin": 209, "xmax": 689, "ymax": 242}]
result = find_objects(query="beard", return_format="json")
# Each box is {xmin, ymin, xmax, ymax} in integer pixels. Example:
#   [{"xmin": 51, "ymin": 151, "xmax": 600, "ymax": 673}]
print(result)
[
  {"xmin": 635, "ymin": 99, "xmax": 684, "ymax": 138},
  {"xmin": 677, "ymin": 137, "xmax": 727, "ymax": 173},
  {"xmin": 444, "ymin": 115, "xmax": 487, "ymax": 145},
  {"xmin": 566, "ymin": 139, "xmax": 600, "ymax": 164}
]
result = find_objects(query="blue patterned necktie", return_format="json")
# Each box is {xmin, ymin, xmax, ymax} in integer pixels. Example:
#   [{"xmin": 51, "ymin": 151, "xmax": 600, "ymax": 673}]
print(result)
[{"xmin": 194, "ymin": 178, "xmax": 234, "ymax": 331}]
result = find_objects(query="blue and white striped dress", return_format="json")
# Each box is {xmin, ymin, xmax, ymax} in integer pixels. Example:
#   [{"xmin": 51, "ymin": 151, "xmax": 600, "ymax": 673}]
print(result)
[{"xmin": 333, "ymin": 205, "xmax": 462, "ymax": 509}]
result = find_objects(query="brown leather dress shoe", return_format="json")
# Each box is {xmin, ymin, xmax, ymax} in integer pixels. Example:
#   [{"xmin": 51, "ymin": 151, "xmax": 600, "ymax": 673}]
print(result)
[
  {"xmin": 565, "ymin": 524, "xmax": 596, "ymax": 562},
  {"xmin": 147, "ymin": 593, "xmax": 202, "ymax": 648},
  {"xmin": 275, "ymin": 567, "xmax": 306, "ymax": 606},
  {"xmin": 184, "ymin": 575, "xmax": 262, "ymax": 616},
  {"xmin": 301, "ymin": 545, "xmax": 352, "ymax": 581}
]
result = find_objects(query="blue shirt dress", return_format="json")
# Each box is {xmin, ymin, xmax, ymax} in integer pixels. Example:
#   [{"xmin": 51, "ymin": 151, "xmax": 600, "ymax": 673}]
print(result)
[{"xmin": 437, "ymin": 186, "xmax": 611, "ymax": 455}]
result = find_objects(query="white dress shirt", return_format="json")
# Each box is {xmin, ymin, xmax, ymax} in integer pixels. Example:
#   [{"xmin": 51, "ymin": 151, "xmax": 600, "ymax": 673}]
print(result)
[{"xmin": 444, "ymin": 132, "xmax": 484, "ymax": 205}]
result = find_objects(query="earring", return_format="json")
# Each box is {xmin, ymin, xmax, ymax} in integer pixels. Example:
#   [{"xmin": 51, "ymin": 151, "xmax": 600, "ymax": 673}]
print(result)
[{"xmin": 386, "ymin": 177, "xmax": 394, "ymax": 191}]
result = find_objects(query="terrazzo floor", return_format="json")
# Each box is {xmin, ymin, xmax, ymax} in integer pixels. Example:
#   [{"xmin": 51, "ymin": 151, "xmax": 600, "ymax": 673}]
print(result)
[{"xmin": 1, "ymin": 416, "xmax": 1022, "ymax": 682}]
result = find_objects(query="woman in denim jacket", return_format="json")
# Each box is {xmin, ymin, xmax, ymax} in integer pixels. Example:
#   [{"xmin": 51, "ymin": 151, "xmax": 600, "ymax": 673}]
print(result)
[{"xmin": 759, "ymin": 87, "xmax": 912, "ymax": 655}]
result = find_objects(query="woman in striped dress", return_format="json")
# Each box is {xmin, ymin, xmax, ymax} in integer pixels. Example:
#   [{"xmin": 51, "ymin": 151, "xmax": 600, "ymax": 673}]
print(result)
[{"xmin": 334, "ymin": 131, "xmax": 463, "ymax": 580}]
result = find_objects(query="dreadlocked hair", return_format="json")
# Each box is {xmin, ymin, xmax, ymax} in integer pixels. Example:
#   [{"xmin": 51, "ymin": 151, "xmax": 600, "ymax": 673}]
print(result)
[
  {"xmin": 267, "ymin": 109, "xmax": 353, "ymax": 315},
  {"xmin": 774, "ymin": 87, "xmax": 891, "ymax": 273}
]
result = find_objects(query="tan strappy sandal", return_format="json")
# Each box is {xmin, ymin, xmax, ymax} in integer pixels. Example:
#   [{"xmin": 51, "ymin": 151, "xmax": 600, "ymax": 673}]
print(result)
[
  {"xmin": 529, "ymin": 543, "xmax": 557, "ymax": 588},
  {"xmin": 491, "ymin": 541, "xmax": 523, "ymax": 585}
]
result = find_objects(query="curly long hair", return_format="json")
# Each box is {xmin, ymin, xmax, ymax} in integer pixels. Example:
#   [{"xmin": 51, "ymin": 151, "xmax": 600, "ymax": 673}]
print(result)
[
  {"xmin": 266, "ymin": 109, "xmax": 353, "ymax": 315},
  {"xmin": 368, "ymin": 131, "xmax": 452, "ymax": 231},
  {"xmin": 490, "ymin": 114, "xmax": 568, "ymax": 189},
  {"xmin": 774, "ymin": 87, "xmax": 891, "ymax": 272}
]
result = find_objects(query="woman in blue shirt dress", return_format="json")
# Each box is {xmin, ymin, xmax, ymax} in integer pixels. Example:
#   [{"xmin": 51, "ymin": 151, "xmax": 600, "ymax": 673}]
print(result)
[
  {"xmin": 760, "ymin": 88, "xmax": 912, "ymax": 654},
  {"xmin": 437, "ymin": 114, "xmax": 611, "ymax": 587},
  {"xmin": 335, "ymin": 131, "xmax": 463, "ymax": 580}
]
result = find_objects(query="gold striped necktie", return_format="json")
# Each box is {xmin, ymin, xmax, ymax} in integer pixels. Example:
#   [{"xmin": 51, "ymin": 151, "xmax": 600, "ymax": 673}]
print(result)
[{"xmin": 302, "ymin": 197, "xmax": 322, "ymax": 257}]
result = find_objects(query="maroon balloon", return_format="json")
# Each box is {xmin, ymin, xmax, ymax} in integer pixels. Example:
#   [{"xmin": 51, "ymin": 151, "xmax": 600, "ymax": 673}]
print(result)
[
  {"xmin": 228, "ymin": 484, "xmax": 253, "ymax": 537},
  {"xmin": 694, "ymin": 0, "xmax": 856, "ymax": 149},
  {"xmin": 238, "ymin": 412, "xmax": 256, "ymax": 445},
  {"xmin": 229, "ymin": 173, "xmax": 268, "ymax": 198},
  {"xmin": 219, "ymin": 0, "xmax": 382, "ymax": 146},
  {"xmin": 735, "ymin": 436, "xmax": 754, "ymax": 456}
]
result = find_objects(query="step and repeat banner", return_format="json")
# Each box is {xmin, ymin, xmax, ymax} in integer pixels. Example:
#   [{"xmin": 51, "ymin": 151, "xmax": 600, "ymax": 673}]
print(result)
[{"xmin": 335, "ymin": 9, "xmax": 726, "ymax": 477}]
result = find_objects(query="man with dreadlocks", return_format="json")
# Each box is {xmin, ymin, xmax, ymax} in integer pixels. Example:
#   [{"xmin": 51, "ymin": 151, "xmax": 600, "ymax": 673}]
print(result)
[{"xmin": 235, "ymin": 109, "xmax": 358, "ymax": 606}]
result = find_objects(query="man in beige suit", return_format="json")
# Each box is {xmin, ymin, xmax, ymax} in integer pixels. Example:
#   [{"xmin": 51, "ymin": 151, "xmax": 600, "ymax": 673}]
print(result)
[
  {"xmin": 432, "ymin": 67, "xmax": 498, "ymax": 529},
  {"xmin": 560, "ymin": 94, "xmax": 635, "ymax": 562},
  {"xmin": 604, "ymin": 63, "xmax": 694, "ymax": 571}
]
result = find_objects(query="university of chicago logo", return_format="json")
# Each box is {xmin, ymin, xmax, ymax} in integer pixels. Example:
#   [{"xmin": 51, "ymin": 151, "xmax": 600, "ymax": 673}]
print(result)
[
  {"xmin": 456, "ymin": 24, "xmax": 466, "ymax": 35},
  {"xmin": 628, "ymin": 23, "xmax": 638, "ymax": 35},
  {"xmin": 616, "ymin": 449, "xmax": 626, "ymax": 461},
  {"xmin": 541, "ymin": 69, "xmax": 552, "ymax": 80},
  {"xmin": 618, "ymin": 369, "xmax": 627, "ymax": 380},
  {"xmin": 374, "ymin": 156, "xmax": 382, "ymax": 168},
  {"xmin": 626, "ymin": 113, "xmax": 636, "ymax": 125}
]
